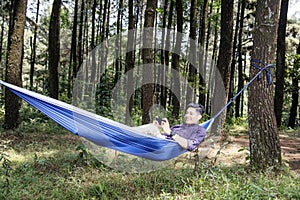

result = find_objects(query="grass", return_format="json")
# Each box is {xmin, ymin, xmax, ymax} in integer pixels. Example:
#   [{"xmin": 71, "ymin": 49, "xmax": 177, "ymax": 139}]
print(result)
[{"xmin": 0, "ymin": 120, "xmax": 300, "ymax": 199}]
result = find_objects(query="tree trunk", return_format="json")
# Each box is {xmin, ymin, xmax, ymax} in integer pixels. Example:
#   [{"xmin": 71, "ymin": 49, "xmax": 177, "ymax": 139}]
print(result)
[
  {"xmin": 29, "ymin": 0, "xmax": 40, "ymax": 91},
  {"xmin": 0, "ymin": 16, "xmax": 5, "ymax": 64},
  {"xmin": 198, "ymin": 0, "xmax": 208, "ymax": 106},
  {"xmin": 170, "ymin": 0, "xmax": 183, "ymax": 121},
  {"xmin": 213, "ymin": 0, "xmax": 233, "ymax": 133},
  {"xmin": 186, "ymin": 0, "xmax": 197, "ymax": 104},
  {"xmin": 162, "ymin": 0, "xmax": 174, "ymax": 108},
  {"xmin": 77, "ymin": 0, "xmax": 84, "ymax": 69},
  {"xmin": 68, "ymin": 0, "xmax": 78, "ymax": 98},
  {"xmin": 90, "ymin": 0, "xmax": 97, "ymax": 85},
  {"xmin": 125, "ymin": 0, "xmax": 135, "ymax": 125},
  {"xmin": 249, "ymin": 0, "xmax": 281, "ymax": 169},
  {"xmin": 114, "ymin": 0, "xmax": 123, "ymax": 86},
  {"xmin": 4, "ymin": 0, "xmax": 27, "ymax": 130},
  {"xmin": 288, "ymin": 42, "xmax": 300, "ymax": 128},
  {"xmin": 48, "ymin": 0, "xmax": 61, "ymax": 99},
  {"xmin": 228, "ymin": 0, "xmax": 241, "ymax": 118},
  {"xmin": 236, "ymin": 0, "xmax": 246, "ymax": 118},
  {"xmin": 204, "ymin": 0, "xmax": 214, "ymax": 114},
  {"xmin": 0, "ymin": 16, "xmax": 5, "ymax": 83},
  {"xmin": 274, "ymin": 0, "xmax": 289, "ymax": 127},
  {"xmin": 159, "ymin": 0, "xmax": 168, "ymax": 108},
  {"xmin": 142, "ymin": 0, "xmax": 157, "ymax": 124}
]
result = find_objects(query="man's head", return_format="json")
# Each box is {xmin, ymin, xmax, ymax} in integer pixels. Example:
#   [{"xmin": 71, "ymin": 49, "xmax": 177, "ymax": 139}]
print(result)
[{"xmin": 184, "ymin": 103, "xmax": 205, "ymax": 124}]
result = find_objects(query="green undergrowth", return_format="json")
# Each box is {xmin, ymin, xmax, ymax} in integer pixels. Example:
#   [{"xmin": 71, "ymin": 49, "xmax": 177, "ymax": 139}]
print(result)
[{"xmin": 0, "ymin": 120, "xmax": 299, "ymax": 199}]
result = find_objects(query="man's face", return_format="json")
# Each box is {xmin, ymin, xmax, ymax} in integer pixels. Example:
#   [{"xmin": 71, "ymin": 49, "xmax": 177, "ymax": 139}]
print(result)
[{"xmin": 184, "ymin": 107, "xmax": 202, "ymax": 125}]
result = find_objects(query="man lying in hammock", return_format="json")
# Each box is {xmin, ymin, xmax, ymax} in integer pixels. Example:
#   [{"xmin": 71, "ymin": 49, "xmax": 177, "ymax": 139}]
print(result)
[{"xmin": 135, "ymin": 103, "xmax": 206, "ymax": 152}]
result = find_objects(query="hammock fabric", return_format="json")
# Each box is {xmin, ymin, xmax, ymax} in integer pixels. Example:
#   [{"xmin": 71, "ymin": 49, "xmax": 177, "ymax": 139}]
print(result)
[
  {"xmin": 0, "ymin": 60, "xmax": 273, "ymax": 161},
  {"xmin": 0, "ymin": 80, "xmax": 215, "ymax": 161}
]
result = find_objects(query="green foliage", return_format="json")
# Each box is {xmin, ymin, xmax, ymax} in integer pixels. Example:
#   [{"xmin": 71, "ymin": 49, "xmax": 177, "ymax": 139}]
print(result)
[
  {"xmin": 95, "ymin": 68, "xmax": 115, "ymax": 118},
  {"xmin": 0, "ymin": 152, "xmax": 11, "ymax": 197}
]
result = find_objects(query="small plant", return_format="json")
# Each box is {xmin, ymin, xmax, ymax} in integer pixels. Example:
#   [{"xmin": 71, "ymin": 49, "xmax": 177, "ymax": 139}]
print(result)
[{"xmin": 0, "ymin": 152, "xmax": 12, "ymax": 196}]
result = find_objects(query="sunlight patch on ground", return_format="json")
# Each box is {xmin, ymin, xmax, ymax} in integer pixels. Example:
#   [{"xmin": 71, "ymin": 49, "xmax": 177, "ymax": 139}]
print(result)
[{"xmin": 5, "ymin": 149, "xmax": 59, "ymax": 164}]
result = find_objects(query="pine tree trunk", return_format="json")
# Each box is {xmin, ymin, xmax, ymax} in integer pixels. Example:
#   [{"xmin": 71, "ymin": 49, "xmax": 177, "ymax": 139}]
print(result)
[
  {"xmin": 186, "ymin": 0, "xmax": 197, "ymax": 104},
  {"xmin": 125, "ymin": 0, "xmax": 135, "ymax": 125},
  {"xmin": 48, "ymin": 0, "xmax": 61, "ymax": 99},
  {"xmin": 171, "ymin": 0, "xmax": 183, "ymax": 120},
  {"xmin": 68, "ymin": 0, "xmax": 78, "ymax": 98},
  {"xmin": 198, "ymin": 0, "xmax": 208, "ymax": 106},
  {"xmin": 163, "ymin": 0, "xmax": 174, "ymax": 108},
  {"xmin": 29, "ymin": 0, "xmax": 40, "ymax": 91},
  {"xmin": 77, "ymin": 0, "xmax": 84, "ymax": 68},
  {"xmin": 228, "ymin": 0, "xmax": 241, "ymax": 118},
  {"xmin": 114, "ymin": 0, "xmax": 123, "ymax": 86},
  {"xmin": 142, "ymin": 0, "xmax": 157, "ymax": 124},
  {"xmin": 274, "ymin": 0, "xmax": 289, "ymax": 127},
  {"xmin": 249, "ymin": 0, "xmax": 281, "ymax": 169},
  {"xmin": 4, "ymin": 0, "xmax": 28, "ymax": 129},
  {"xmin": 159, "ymin": 0, "xmax": 168, "ymax": 108},
  {"xmin": 213, "ymin": 0, "xmax": 233, "ymax": 134},
  {"xmin": 236, "ymin": 0, "xmax": 246, "ymax": 118},
  {"xmin": 288, "ymin": 43, "xmax": 300, "ymax": 128}
]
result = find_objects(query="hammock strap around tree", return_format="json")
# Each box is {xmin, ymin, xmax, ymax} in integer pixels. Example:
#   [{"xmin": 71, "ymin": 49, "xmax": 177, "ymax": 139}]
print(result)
[{"xmin": 211, "ymin": 59, "xmax": 274, "ymax": 121}]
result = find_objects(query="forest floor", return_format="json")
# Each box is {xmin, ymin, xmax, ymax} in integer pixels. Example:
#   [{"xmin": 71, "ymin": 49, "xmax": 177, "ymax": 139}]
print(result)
[
  {"xmin": 205, "ymin": 129, "xmax": 300, "ymax": 173},
  {"xmin": 1, "ymin": 124, "xmax": 299, "ymax": 199}
]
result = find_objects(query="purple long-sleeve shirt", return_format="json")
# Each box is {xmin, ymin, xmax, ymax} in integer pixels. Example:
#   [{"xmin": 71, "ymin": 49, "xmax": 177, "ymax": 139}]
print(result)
[{"xmin": 168, "ymin": 124, "xmax": 207, "ymax": 151}]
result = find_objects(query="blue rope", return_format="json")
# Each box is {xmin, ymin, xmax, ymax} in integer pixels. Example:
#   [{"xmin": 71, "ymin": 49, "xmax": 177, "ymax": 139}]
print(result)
[
  {"xmin": 211, "ymin": 59, "xmax": 274, "ymax": 120},
  {"xmin": 250, "ymin": 59, "xmax": 274, "ymax": 85}
]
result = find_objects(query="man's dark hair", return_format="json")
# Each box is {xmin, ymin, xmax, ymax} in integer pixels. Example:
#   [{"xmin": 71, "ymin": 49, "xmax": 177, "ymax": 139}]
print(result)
[{"xmin": 186, "ymin": 103, "xmax": 205, "ymax": 115}]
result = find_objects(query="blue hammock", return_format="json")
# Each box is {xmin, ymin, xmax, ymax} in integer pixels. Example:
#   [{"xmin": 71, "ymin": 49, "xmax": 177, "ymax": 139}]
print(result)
[{"xmin": 0, "ymin": 60, "xmax": 273, "ymax": 161}]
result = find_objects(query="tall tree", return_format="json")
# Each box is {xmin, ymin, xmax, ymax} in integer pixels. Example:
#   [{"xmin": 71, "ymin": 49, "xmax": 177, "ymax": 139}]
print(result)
[
  {"xmin": 288, "ymin": 42, "xmax": 300, "ymax": 128},
  {"xmin": 235, "ymin": 0, "xmax": 246, "ymax": 118},
  {"xmin": 114, "ymin": 0, "xmax": 123, "ymax": 85},
  {"xmin": 248, "ymin": 0, "xmax": 281, "ymax": 169},
  {"xmin": 198, "ymin": 0, "xmax": 208, "ymax": 106},
  {"xmin": 162, "ymin": 0, "xmax": 174, "ymax": 108},
  {"xmin": 68, "ymin": 0, "xmax": 78, "ymax": 98},
  {"xmin": 142, "ymin": 0, "xmax": 157, "ymax": 124},
  {"xmin": 274, "ymin": 0, "xmax": 289, "ymax": 127},
  {"xmin": 159, "ymin": 0, "xmax": 169, "ymax": 108},
  {"xmin": 4, "ymin": 0, "xmax": 28, "ymax": 129},
  {"xmin": 228, "ymin": 0, "xmax": 241, "ymax": 117},
  {"xmin": 48, "ymin": 0, "xmax": 61, "ymax": 99},
  {"xmin": 125, "ymin": 0, "xmax": 135, "ymax": 125},
  {"xmin": 213, "ymin": 0, "xmax": 234, "ymax": 132},
  {"xmin": 171, "ymin": 0, "xmax": 183, "ymax": 120},
  {"xmin": 186, "ymin": 0, "xmax": 197, "ymax": 104},
  {"xmin": 29, "ymin": 0, "xmax": 40, "ymax": 90}
]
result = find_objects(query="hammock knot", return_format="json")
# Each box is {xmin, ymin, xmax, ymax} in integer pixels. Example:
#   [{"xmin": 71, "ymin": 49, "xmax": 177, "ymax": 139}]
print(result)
[{"xmin": 250, "ymin": 59, "xmax": 274, "ymax": 85}]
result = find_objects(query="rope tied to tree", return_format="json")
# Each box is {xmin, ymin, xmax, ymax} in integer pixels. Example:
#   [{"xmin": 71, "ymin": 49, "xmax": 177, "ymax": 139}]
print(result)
[
  {"xmin": 211, "ymin": 59, "xmax": 274, "ymax": 120},
  {"xmin": 250, "ymin": 59, "xmax": 274, "ymax": 85}
]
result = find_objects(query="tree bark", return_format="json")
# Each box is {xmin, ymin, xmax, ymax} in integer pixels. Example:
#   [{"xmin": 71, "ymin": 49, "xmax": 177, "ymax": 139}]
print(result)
[
  {"xmin": 249, "ymin": 0, "xmax": 281, "ymax": 169},
  {"xmin": 29, "ymin": 0, "xmax": 40, "ymax": 91},
  {"xmin": 142, "ymin": 0, "xmax": 157, "ymax": 124},
  {"xmin": 48, "ymin": 0, "xmax": 61, "ymax": 99},
  {"xmin": 186, "ymin": 0, "xmax": 197, "ymax": 104},
  {"xmin": 288, "ymin": 42, "xmax": 300, "ymax": 128},
  {"xmin": 213, "ymin": 0, "xmax": 233, "ymax": 133},
  {"xmin": 162, "ymin": 0, "xmax": 174, "ymax": 108},
  {"xmin": 170, "ymin": 0, "xmax": 183, "ymax": 121},
  {"xmin": 198, "ymin": 0, "xmax": 208, "ymax": 106},
  {"xmin": 125, "ymin": 0, "xmax": 135, "ymax": 125},
  {"xmin": 274, "ymin": 0, "xmax": 289, "ymax": 127},
  {"xmin": 68, "ymin": 0, "xmax": 78, "ymax": 98},
  {"xmin": 4, "ymin": 0, "xmax": 28, "ymax": 129},
  {"xmin": 236, "ymin": 0, "xmax": 246, "ymax": 118},
  {"xmin": 228, "ymin": 0, "xmax": 241, "ymax": 118}
]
